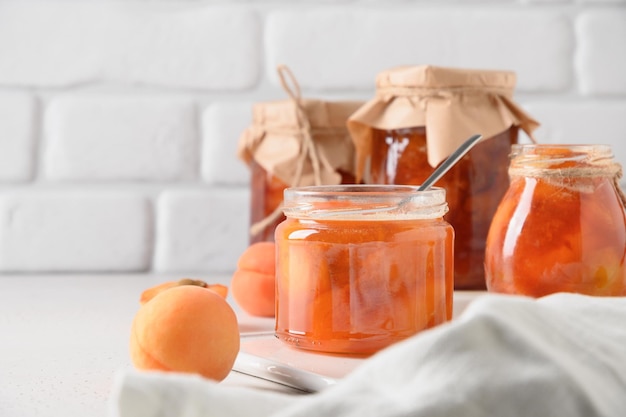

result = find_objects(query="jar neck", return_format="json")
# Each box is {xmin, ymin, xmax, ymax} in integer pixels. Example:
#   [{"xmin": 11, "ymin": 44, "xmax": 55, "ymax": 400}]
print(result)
[
  {"xmin": 509, "ymin": 144, "xmax": 621, "ymax": 179},
  {"xmin": 509, "ymin": 144, "xmax": 626, "ymax": 208}
]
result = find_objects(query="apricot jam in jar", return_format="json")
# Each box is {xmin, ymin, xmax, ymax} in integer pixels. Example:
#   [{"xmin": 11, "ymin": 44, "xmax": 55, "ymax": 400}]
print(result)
[
  {"xmin": 369, "ymin": 126, "xmax": 516, "ymax": 291},
  {"xmin": 239, "ymin": 99, "xmax": 360, "ymax": 244},
  {"xmin": 485, "ymin": 144, "xmax": 626, "ymax": 297},
  {"xmin": 275, "ymin": 185, "xmax": 454, "ymax": 355},
  {"xmin": 347, "ymin": 65, "xmax": 540, "ymax": 290}
]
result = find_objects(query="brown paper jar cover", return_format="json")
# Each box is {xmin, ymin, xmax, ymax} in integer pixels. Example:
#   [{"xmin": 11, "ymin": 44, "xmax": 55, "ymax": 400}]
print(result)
[
  {"xmin": 238, "ymin": 98, "xmax": 362, "ymax": 243},
  {"xmin": 347, "ymin": 65, "xmax": 540, "ymax": 290}
]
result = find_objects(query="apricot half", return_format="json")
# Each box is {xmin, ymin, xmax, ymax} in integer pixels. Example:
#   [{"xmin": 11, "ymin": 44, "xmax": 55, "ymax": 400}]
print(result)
[
  {"xmin": 231, "ymin": 242, "xmax": 276, "ymax": 317},
  {"xmin": 130, "ymin": 285, "xmax": 240, "ymax": 381}
]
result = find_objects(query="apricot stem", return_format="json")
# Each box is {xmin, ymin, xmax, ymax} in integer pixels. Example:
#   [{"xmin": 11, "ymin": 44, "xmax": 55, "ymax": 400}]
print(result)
[{"xmin": 177, "ymin": 278, "xmax": 208, "ymax": 288}]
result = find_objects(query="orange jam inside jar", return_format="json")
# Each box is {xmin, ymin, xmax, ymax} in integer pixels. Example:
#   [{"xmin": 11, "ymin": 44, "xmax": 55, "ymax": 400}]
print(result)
[
  {"xmin": 275, "ymin": 185, "xmax": 454, "ymax": 355},
  {"xmin": 249, "ymin": 160, "xmax": 287, "ymax": 243},
  {"xmin": 485, "ymin": 144, "xmax": 626, "ymax": 297},
  {"xmin": 370, "ymin": 127, "xmax": 516, "ymax": 290}
]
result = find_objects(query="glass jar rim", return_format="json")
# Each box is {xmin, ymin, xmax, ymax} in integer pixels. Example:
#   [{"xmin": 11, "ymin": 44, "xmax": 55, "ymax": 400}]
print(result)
[
  {"xmin": 282, "ymin": 184, "xmax": 449, "ymax": 220},
  {"xmin": 509, "ymin": 143, "xmax": 620, "ymax": 178},
  {"xmin": 511, "ymin": 143, "xmax": 614, "ymax": 158}
]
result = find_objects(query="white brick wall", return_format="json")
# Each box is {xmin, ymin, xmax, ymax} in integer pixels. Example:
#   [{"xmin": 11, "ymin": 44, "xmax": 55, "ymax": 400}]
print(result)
[
  {"xmin": 154, "ymin": 189, "xmax": 250, "ymax": 274},
  {"xmin": 0, "ymin": 1, "xmax": 624, "ymax": 274},
  {"xmin": 266, "ymin": 9, "xmax": 573, "ymax": 91},
  {"xmin": 0, "ymin": 93, "xmax": 36, "ymax": 182},
  {"xmin": 201, "ymin": 103, "xmax": 252, "ymax": 185},
  {"xmin": 576, "ymin": 10, "xmax": 626, "ymax": 94},
  {"xmin": 44, "ymin": 96, "xmax": 198, "ymax": 181},
  {"xmin": 0, "ymin": 192, "xmax": 151, "ymax": 272},
  {"xmin": 0, "ymin": 3, "xmax": 260, "ymax": 89}
]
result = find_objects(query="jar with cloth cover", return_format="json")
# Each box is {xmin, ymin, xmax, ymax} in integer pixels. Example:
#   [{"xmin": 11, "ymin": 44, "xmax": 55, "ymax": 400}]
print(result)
[
  {"xmin": 347, "ymin": 65, "xmax": 540, "ymax": 290},
  {"xmin": 238, "ymin": 66, "xmax": 362, "ymax": 243}
]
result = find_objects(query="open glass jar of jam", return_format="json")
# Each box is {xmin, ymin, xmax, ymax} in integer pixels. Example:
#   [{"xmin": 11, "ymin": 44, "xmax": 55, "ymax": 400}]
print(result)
[
  {"xmin": 275, "ymin": 185, "xmax": 453, "ymax": 355},
  {"xmin": 348, "ymin": 65, "xmax": 539, "ymax": 290},
  {"xmin": 485, "ymin": 144, "xmax": 626, "ymax": 297}
]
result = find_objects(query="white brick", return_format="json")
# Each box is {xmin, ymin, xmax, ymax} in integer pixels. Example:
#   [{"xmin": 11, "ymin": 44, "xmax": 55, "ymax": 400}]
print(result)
[
  {"xmin": 155, "ymin": 189, "xmax": 249, "ymax": 273},
  {"xmin": 576, "ymin": 11, "xmax": 626, "ymax": 95},
  {"xmin": 202, "ymin": 103, "xmax": 253, "ymax": 185},
  {"xmin": 266, "ymin": 9, "xmax": 573, "ymax": 92},
  {"xmin": 0, "ymin": 93, "xmax": 36, "ymax": 182},
  {"xmin": 44, "ymin": 96, "xmax": 198, "ymax": 181},
  {"xmin": 0, "ymin": 4, "xmax": 260, "ymax": 89},
  {"xmin": 523, "ymin": 101, "xmax": 626, "ymax": 172},
  {"xmin": 0, "ymin": 192, "xmax": 151, "ymax": 272}
]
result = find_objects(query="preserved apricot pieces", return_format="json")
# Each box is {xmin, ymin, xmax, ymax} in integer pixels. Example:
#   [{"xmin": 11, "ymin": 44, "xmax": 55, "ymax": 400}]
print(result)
[
  {"xmin": 370, "ymin": 127, "xmax": 514, "ymax": 290},
  {"xmin": 347, "ymin": 66, "xmax": 540, "ymax": 290}
]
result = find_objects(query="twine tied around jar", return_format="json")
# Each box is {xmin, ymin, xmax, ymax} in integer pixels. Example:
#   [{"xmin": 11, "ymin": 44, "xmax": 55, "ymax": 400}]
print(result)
[
  {"xmin": 249, "ymin": 65, "xmax": 328, "ymax": 237},
  {"xmin": 509, "ymin": 161, "xmax": 626, "ymax": 207}
]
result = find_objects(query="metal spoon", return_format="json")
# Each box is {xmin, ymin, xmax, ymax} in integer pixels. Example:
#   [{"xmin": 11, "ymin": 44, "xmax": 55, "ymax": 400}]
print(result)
[{"xmin": 418, "ymin": 134, "xmax": 483, "ymax": 191}]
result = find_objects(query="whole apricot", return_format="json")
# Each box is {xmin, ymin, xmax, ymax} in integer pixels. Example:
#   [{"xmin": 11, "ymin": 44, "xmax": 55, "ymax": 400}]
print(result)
[
  {"xmin": 130, "ymin": 285, "xmax": 240, "ymax": 382},
  {"xmin": 231, "ymin": 242, "xmax": 276, "ymax": 317}
]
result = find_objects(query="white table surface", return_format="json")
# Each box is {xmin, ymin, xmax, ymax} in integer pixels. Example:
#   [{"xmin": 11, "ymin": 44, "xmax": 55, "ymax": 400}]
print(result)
[{"xmin": 0, "ymin": 274, "xmax": 481, "ymax": 417}]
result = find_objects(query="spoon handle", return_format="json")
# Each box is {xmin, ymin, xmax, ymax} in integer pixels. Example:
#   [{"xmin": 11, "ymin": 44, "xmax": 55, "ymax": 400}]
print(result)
[{"xmin": 418, "ymin": 134, "xmax": 483, "ymax": 191}]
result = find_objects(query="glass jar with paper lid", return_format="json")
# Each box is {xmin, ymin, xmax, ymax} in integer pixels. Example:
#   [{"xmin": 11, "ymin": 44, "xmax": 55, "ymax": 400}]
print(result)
[
  {"xmin": 275, "ymin": 185, "xmax": 454, "ymax": 355},
  {"xmin": 347, "ymin": 65, "xmax": 540, "ymax": 290},
  {"xmin": 485, "ymin": 144, "xmax": 626, "ymax": 297},
  {"xmin": 238, "ymin": 66, "xmax": 361, "ymax": 244}
]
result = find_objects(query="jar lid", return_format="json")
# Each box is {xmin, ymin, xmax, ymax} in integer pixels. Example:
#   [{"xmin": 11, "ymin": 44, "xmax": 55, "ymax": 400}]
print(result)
[
  {"xmin": 250, "ymin": 99, "xmax": 362, "ymax": 131},
  {"xmin": 237, "ymin": 98, "xmax": 361, "ymax": 188},
  {"xmin": 347, "ymin": 65, "xmax": 540, "ymax": 180}
]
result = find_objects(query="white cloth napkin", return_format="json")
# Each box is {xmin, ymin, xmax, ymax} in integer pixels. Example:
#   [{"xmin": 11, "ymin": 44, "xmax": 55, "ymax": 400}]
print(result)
[{"xmin": 110, "ymin": 293, "xmax": 626, "ymax": 417}]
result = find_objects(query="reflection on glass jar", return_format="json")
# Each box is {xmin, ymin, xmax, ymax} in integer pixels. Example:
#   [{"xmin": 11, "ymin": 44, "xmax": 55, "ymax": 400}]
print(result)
[
  {"xmin": 275, "ymin": 185, "xmax": 454, "ymax": 355},
  {"xmin": 485, "ymin": 144, "xmax": 626, "ymax": 297}
]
